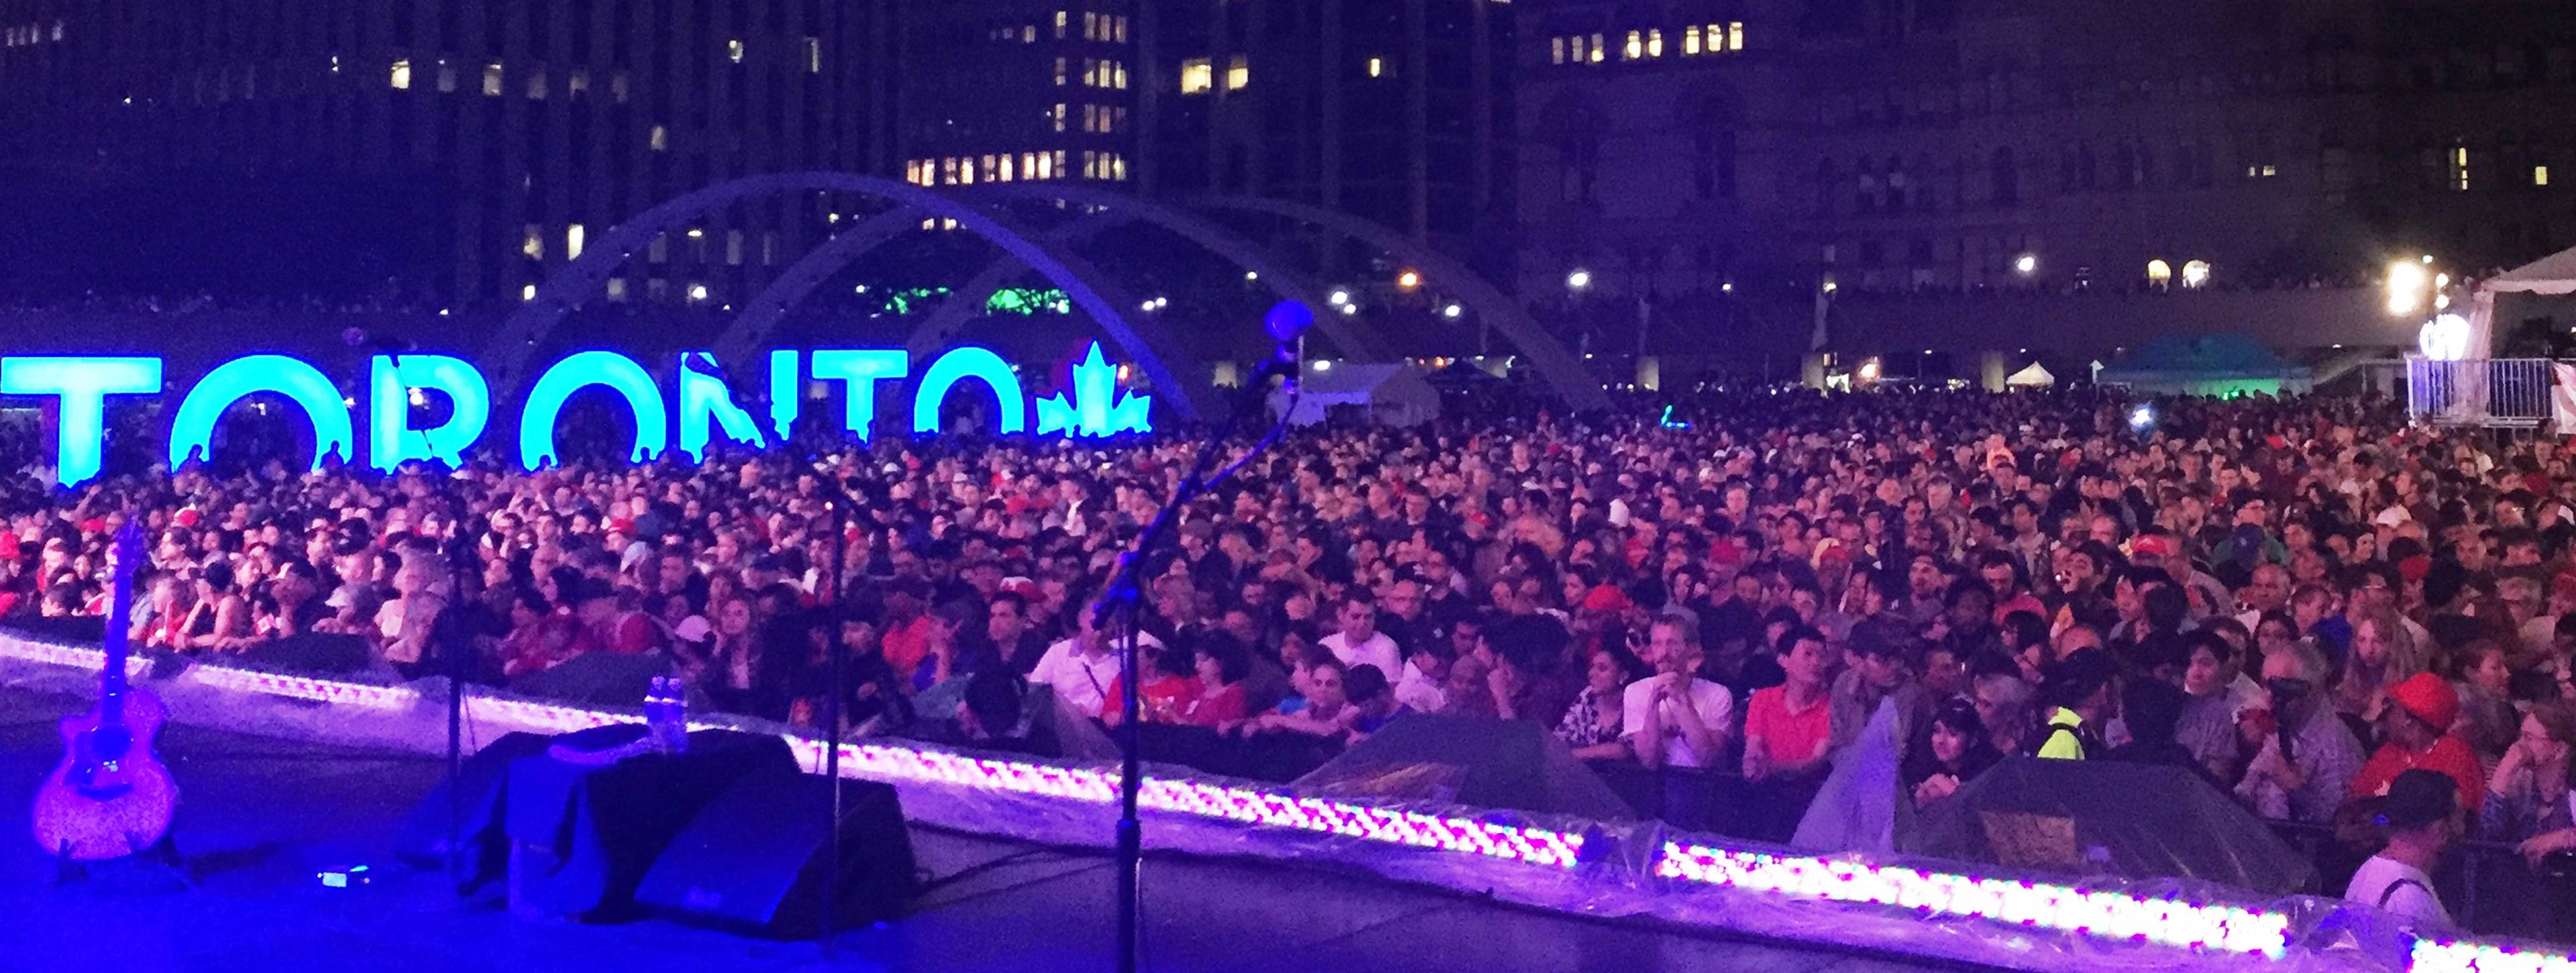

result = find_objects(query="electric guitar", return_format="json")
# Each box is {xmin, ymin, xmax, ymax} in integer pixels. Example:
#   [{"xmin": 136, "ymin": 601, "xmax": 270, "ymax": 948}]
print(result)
[{"xmin": 32, "ymin": 520, "xmax": 179, "ymax": 861}]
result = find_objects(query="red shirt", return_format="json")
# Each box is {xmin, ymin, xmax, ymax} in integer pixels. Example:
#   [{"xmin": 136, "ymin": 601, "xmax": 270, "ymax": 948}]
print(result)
[
  {"xmin": 1179, "ymin": 683, "xmax": 1248, "ymax": 727},
  {"xmin": 2349, "ymin": 734, "xmax": 2486, "ymax": 813},
  {"xmin": 880, "ymin": 615, "xmax": 934, "ymax": 683},
  {"xmin": 591, "ymin": 610, "xmax": 665, "ymax": 655},
  {"xmin": 1100, "ymin": 674, "xmax": 1201, "ymax": 723},
  {"xmin": 1743, "ymin": 684, "xmax": 1833, "ymax": 770}
]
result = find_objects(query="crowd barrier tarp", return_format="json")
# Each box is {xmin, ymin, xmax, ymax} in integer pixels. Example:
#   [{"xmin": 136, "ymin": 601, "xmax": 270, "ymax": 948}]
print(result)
[
  {"xmin": 0, "ymin": 623, "xmax": 2546, "ymax": 973},
  {"xmin": 1906, "ymin": 758, "xmax": 2318, "ymax": 897},
  {"xmin": 1293, "ymin": 714, "xmax": 1640, "ymax": 821}
]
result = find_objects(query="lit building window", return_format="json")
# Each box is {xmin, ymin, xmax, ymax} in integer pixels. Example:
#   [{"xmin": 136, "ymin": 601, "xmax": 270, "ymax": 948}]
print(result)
[
  {"xmin": 390, "ymin": 58, "xmax": 412, "ymax": 89},
  {"xmin": 606, "ymin": 278, "xmax": 628, "ymax": 302},
  {"xmin": 612, "ymin": 72, "xmax": 631, "ymax": 103},
  {"xmin": 649, "ymin": 125, "xmax": 668, "ymax": 151},
  {"xmin": 1055, "ymin": 57, "xmax": 1068, "ymax": 86},
  {"xmin": 982, "ymin": 154, "xmax": 1000, "ymax": 182},
  {"xmin": 1552, "ymin": 38, "xmax": 1566, "ymax": 64},
  {"xmin": 1115, "ymin": 15, "xmax": 1129, "ymax": 43},
  {"xmin": 2451, "ymin": 146, "xmax": 2471, "ymax": 191},
  {"xmin": 728, "ymin": 39, "xmax": 745, "ymax": 64},
  {"xmin": 807, "ymin": 37, "xmax": 822, "ymax": 73},
  {"xmin": 2539, "ymin": 165, "xmax": 2553, "ymax": 187},
  {"xmin": 482, "ymin": 62, "xmax": 504, "ymax": 97},
  {"xmin": 1590, "ymin": 34, "xmax": 1605, "ymax": 63},
  {"xmin": 1647, "ymin": 30, "xmax": 1664, "ymax": 58},
  {"xmin": 1113, "ymin": 154, "xmax": 1128, "ymax": 181},
  {"xmin": 1055, "ymin": 10, "xmax": 1067, "ymax": 39},
  {"xmin": 1368, "ymin": 57, "xmax": 1384, "ymax": 77},
  {"xmin": 1181, "ymin": 58, "xmax": 1213, "ymax": 94},
  {"xmin": 567, "ymin": 224, "xmax": 586, "ymax": 260},
  {"xmin": 522, "ymin": 284, "xmax": 538, "ymax": 302},
  {"xmin": 2181, "ymin": 260, "xmax": 2211, "ymax": 289},
  {"xmin": 523, "ymin": 225, "xmax": 544, "ymax": 260},
  {"xmin": 2146, "ymin": 258, "xmax": 2171, "ymax": 286},
  {"xmin": 1684, "ymin": 28, "xmax": 1701, "ymax": 56},
  {"xmin": 1729, "ymin": 22, "xmax": 1745, "ymax": 51},
  {"xmin": 1053, "ymin": 103, "xmax": 1067, "ymax": 132},
  {"xmin": 1001, "ymin": 154, "xmax": 1016, "ymax": 181},
  {"xmin": 1115, "ymin": 62, "xmax": 1128, "ymax": 89},
  {"xmin": 688, "ymin": 284, "xmax": 709, "ymax": 303},
  {"xmin": 1226, "ymin": 56, "xmax": 1248, "ymax": 90},
  {"xmin": 1625, "ymin": 31, "xmax": 1642, "ymax": 60},
  {"xmin": 941, "ymin": 158, "xmax": 959, "ymax": 185},
  {"xmin": 567, "ymin": 68, "xmax": 589, "ymax": 97},
  {"xmin": 437, "ymin": 60, "xmax": 457, "ymax": 91}
]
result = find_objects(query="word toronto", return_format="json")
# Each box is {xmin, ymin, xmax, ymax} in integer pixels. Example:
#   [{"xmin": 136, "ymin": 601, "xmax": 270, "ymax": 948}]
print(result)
[{"xmin": 0, "ymin": 342, "xmax": 1152, "ymax": 486}]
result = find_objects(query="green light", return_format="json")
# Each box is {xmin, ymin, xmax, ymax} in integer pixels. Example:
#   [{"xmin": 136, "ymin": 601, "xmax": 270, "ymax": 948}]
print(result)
[{"xmin": 987, "ymin": 287, "xmax": 1071, "ymax": 315}]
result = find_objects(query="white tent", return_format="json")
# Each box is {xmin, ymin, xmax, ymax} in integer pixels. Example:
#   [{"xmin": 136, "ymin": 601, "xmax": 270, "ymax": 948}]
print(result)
[
  {"xmin": 1271, "ymin": 364, "xmax": 1442, "ymax": 427},
  {"xmin": 2004, "ymin": 362, "xmax": 2056, "ymax": 389},
  {"xmin": 2467, "ymin": 244, "xmax": 2576, "ymax": 358}
]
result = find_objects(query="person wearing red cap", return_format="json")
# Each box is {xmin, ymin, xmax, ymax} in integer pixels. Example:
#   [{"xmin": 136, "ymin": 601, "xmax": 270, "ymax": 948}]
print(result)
[{"xmin": 2348, "ymin": 672, "xmax": 2486, "ymax": 814}]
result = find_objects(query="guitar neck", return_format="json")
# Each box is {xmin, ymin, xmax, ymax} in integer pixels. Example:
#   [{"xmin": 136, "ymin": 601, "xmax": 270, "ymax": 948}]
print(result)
[{"xmin": 100, "ymin": 521, "xmax": 143, "ymax": 715}]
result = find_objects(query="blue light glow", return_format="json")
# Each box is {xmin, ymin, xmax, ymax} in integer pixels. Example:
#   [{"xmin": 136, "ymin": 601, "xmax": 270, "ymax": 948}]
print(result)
[
  {"xmin": 811, "ymin": 349, "xmax": 908, "ymax": 442},
  {"xmin": 1036, "ymin": 342, "xmax": 1151, "ymax": 438},
  {"xmin": 676, "ymin": 352, "xmax": 767, "ymax": 462},
  {"xmin": 368, "ymin": 354, "xmax": 490, "ymax": 471},
  {"xmin": 0, "ymin": 356, "xmax": 163, "ymax": 486},
  {"xmin": 767, "ymin": 350, "xmax": 800, "ymax": 442},
  {"xmin": 168, "ymin": 354, "xmax": 354, "ymax": 473},
  {"xmin": 914, "ymin": 347, "xmax": 1027, "ymax": 436},
  {"xmin": 518, "ymin": 351, "xmax": 668, "ymax": 469}
]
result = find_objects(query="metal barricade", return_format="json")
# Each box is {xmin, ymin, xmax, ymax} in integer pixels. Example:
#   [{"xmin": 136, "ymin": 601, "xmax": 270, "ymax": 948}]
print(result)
[{"xmin": 2406, "ymin": 357, "xmax": 2558, "ymax": 428}]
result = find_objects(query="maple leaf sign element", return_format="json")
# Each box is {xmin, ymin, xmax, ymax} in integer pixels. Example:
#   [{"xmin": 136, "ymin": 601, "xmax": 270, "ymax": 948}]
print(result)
[{"xmin": 1036, "ymin": 342, "xmax": 1152, "ymax": 438}]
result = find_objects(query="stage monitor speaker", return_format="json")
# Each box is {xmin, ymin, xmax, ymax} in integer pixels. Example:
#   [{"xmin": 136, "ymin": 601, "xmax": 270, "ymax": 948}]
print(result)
[
  {"xmin": 636, "ymin": 770, "xmax": 917, "ymax": 939},
  {"xmin": 395, "ymin": 731, "xmax": 555, "ymax": 874}
]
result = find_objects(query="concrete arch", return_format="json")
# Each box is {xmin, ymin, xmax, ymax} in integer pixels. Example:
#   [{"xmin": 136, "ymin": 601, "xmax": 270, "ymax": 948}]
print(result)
[
  {"xmin": 907, "ymin": 185, "xmax": 1391, "ymax": 360},
  {"xmin": 1185, "ymin": 195, "xmax": 1612, "ymax": 411},
  {"xmin": 486, "ymin": 172, "xmax": 1203, "ymax": 421}
]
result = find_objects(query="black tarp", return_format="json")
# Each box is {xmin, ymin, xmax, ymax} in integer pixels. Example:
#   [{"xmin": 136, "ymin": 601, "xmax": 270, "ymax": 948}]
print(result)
[
  {"xmin": 1293, "ymin": 715, "xmax": 1638, "ymax": 821},
  {"xmin": 1902, "ymin": 757, "xmax": 2316, "ymax": 896}
]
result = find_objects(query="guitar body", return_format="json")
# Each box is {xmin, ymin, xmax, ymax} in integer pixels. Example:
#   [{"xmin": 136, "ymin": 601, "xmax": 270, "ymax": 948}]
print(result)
[
  {"xmin": 30, "ymin": 519, "xmax": 178, "ymax": 864},
  {"xmin": 33, "ymin": 685, "xmax": 177, "ymax": 861}
]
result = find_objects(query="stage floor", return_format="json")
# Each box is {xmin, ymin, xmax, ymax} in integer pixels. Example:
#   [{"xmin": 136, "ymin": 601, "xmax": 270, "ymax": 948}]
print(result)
[{"xmin": 0, "ymin": 688, "xmax": 1957, "ymax": 973}]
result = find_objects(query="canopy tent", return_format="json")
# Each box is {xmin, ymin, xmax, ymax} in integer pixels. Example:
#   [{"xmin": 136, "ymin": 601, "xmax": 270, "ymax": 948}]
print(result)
[
  {"xmin": 2003, "ymin": 362, "xmax": 2056, "ymax": 389},
  {"xmin": 1903, "ymin": 758, "xmax": 2315, "ymax": 897},
  {"xmin": 1271, "ymin": 363, "xmax": 1442, "ymax": 427},
  {"xmin": 2466, "ymin": 244, "xmax": 2576, "ymax": 359},
  {"xmin": 2095, "ymin": 335, "xmax": 2311, "ymax": 398}
]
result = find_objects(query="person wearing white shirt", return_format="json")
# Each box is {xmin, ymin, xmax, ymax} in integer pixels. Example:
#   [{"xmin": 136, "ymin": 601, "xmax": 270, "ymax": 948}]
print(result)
[
  {"xmin": 2343, "ymin": 768, "xmax": 2459, "ymax": 931},
  {"xmin": 1392, "ymin": 648, "xmax": 1450, "ymax": 714},
  {"xmin": 1623, "ymin": 615, "xmax": 1734, "ymax": 769},
  {"xmin": 1028, "ymin": 610, "xmax": 1162, "ymax": 717},
  {"xmin": 1318, "ymin": 593, "xmax": 1402, "ymax": 682}
]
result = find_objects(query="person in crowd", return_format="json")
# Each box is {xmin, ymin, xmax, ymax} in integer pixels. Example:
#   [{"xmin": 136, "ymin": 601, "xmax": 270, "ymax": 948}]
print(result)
[
  {"xmin": 1178, "ymin": 637, "xmax": 1252, "ymax": 729},
  {"xmin": 2343, "ymin": 769, "xmax": 2462, "ymax": 930},
  {"xmin": 2240, "ymin": 639, "xmax": 2367, "ymax": 823},
  {"xmin": 1244, "ymin": 656, "xmax": 1353, "ymax": 741},
  {"xmin": 1556, "ymin": 643, "xmax": 1646, "ymax": 761},
  {"xmin": 1319, "ymin": 591, "xmax": 1402, "ymax": 684},
  {"xmin": 2483, "ymin": 703, "xmax": 2576, "ymax": 862},
  {"xmin": 2036, "ymin": 648, "xmax": 2118, "ymax": 760},
  {"xmin": 1030, "ymin": 608, "xmax": 1157, "ymax": 719},
  {"xmin": 2349, "ymin": 672, "xmax": 2488, "ymax": 814},
  {"xmin": 1100, "ymin": 641, "xmax": 1200, "ymax": 727},
  {"xmin": 1341, "ymin": 664, "xmax": 1411, "ymax": 741},
  {"xmin": 1904, "ymin": 697, "xmax": 2003, "ymax": 809}
]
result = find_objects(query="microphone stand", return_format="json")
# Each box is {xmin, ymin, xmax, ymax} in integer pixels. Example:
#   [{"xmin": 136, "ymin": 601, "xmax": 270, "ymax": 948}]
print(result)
[
  {"xmin": 1094, "ymin": 358, "xmax": 1299, "ymax": 973},
  {"xmin": 680, "ymin": 354, "xmax": 856, "ymax": 954}
]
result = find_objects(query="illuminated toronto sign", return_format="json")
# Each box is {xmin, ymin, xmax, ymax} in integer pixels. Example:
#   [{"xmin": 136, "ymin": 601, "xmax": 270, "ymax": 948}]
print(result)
[{"xmin": 1, "ymin": 343, "xmax": 1152, "ymax": 486}]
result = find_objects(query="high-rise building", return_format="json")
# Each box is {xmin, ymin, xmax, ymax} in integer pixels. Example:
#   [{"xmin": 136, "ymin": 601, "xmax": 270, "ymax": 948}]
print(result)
[
  {"xmin": 894, "ymin": 0, "xmax": 1140, "ymax": 194},
  {"xmin": 1515, "ymin": 0, "xmax": 2576, "ymax": 307},
  {"xmin": 1147, "ymin": 0, "xmax": 1515, "ymax": 273},
  {"xmin": 0, "ymin": 0, "xmax": 891, "ymax": 308}
]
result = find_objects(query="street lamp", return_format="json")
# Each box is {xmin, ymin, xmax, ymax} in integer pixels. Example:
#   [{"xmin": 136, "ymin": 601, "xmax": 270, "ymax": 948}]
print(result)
[
  {"xmin": 1328, "ymin": 289, "xmax": 1351, "ymax": 307},
  {"xmin": 1442, "ymin": 303, "xmax": 1462, "ymax": 319},
  {"xmin": 1566, "ymin": 268, "xmax": 1593, "ymax": 292},
  {"xmin": 1397, "ymin": 270, "xmax": 1421, "ymax": 290},
  {"xmin": 2013, "ymin": 254, "xmax": 2039, "ymax": 277}
]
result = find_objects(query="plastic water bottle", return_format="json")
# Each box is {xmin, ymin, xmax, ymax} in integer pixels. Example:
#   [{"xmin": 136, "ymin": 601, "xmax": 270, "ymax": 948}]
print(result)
[
  {"xmin": 645, "ymin": 676, "xmax": 672, "ymax": 750},
  {"xmin": 664, "ymin": 675, "xmax": 690, "ymax": 754}
]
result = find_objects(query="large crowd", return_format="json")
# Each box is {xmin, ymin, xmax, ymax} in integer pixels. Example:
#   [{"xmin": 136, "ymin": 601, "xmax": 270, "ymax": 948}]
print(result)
[{"xmin": 4, "ymin": 386, "xmax": 2572, "ymax": 929}]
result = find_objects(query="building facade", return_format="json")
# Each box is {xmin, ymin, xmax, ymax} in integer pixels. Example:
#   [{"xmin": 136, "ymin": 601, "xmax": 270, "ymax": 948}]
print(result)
[
  {"xmin": 0, "ymin": 0, "xmax": 892, "ymax": 308},
  {"xmin": 1514, "ymin": 0, "xmax": 2576, "ymax": 318},
  {"xmin": 894, "ymin": 0, "xmax": 1140, "ymax": 195},
  {"xmin": 1146, "ymin": 0, "xmax": 1515, "ymax": 275}
]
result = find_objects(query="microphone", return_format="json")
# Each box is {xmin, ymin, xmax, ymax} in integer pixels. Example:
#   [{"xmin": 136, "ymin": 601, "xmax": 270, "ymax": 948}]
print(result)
[{"xmin": 1258, "ymin": 301, "xmax": 1314, "ymax": 387}]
